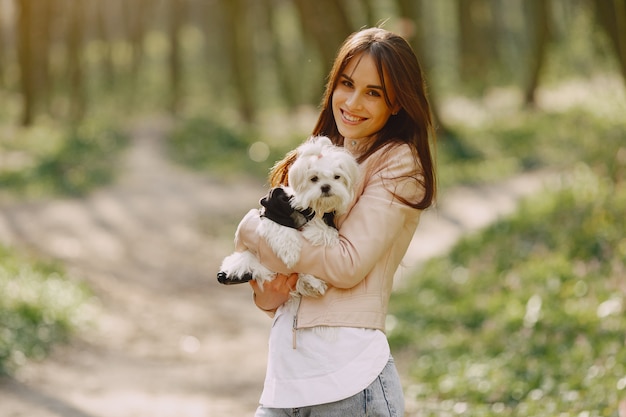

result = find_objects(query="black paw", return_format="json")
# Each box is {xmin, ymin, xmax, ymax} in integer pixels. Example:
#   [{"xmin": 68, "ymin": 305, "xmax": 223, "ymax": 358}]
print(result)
[{"xmin": 217, "ymin": 271, "xmax": 253, "ymax": 285}]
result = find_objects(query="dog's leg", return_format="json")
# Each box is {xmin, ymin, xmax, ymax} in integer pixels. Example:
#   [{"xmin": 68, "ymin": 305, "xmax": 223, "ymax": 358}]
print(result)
[
  {"xmin": 296, "ymin": 273, "xmax": 328, "ymax": 297},
  {"xmin": 258, "ymin": 220, "xmax": 302, "ymax": 268},
  {"xmin": 217, "ymin": 251, "xmax": 275, "ymax": 285},
  {"xmin": 301, "ymin": 218, "xmax": 339, "ymax": 247}
]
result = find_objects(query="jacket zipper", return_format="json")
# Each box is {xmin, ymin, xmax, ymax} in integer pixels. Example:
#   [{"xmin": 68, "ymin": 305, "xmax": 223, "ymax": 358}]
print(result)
[{"xmin": 292, "ymin": 296, "xmax": 302, "ymax": 349}]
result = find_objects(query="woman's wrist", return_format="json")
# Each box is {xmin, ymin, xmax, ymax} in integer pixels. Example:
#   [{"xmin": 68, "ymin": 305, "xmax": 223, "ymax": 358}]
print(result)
[
  {"xmin": 250, "ymin": 273, "xmax": 298, "ymax": 313},
  {"xmin": 253, "ymin": 291, "xmax": 277, "ymax": 312}
]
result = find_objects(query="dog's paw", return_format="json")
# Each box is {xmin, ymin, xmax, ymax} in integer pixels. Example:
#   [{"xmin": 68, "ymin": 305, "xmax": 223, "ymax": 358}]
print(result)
[
  {"xmin": 296, "ymin": 274, "xmax": 328, "ymax": 297},
  {"xmin": 217, "ymin": 271, "xmax": 253, "ymax": 285},
  {"xmin": 218, "ymin": 251, "xmax": 273, "ymax": 286}
]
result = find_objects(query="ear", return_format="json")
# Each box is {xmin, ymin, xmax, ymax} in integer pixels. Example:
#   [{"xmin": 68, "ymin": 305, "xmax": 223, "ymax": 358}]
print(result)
[
  {"xmin": 313, "ymin": 136, "xmax": 333, "ymax": 147},
  {"xmin": 287, "ymin": 158, "xmax": 306, "ymax": 191},
  {"xmin": 340, "ymin": 153, "xmax": 360, "ymax": 189},
  {"xmin": 392, "ymin": 104, "xmax": 401, "ymax": 116}
]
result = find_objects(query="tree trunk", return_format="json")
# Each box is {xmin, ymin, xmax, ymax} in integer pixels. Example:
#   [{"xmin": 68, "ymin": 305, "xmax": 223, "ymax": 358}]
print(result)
[
  {"xmin": 523, "ymin": 0, "xmax": 550, "ymax": 106},
  {"xmin": 168, "ymin": 0, "xmax": 185, "ymax": 115},
  {"xmin": 36, "ymin": 0, "xmax": 54, "ymax": 113},
  {"xmin": 219, "ymin": 0, "xmax": 256, "ymax": 123},
  {"xmin": 67, "ymin": 0, "xmax": 86, "ymax": 123},
  {"xmin": 0, "ymin": 4, "xmax": 5, "ymax": 87},
  {"xmin": 457, "ymin": 0, "xmax": 492, "ymax": 91},
  {"xmin": 95, "ymin": 1, "xmax": 116, "ymax": 89},
  {"xmin": 123, "ymin": 0, "xmax": 148, "ymax": 81},
  {"xmin": 395, "ymin": 0, "xmax": 450, "ymax": 136},
  {"xmin": 293, "ymin": 0, "xmax": 353, "ymax": 89},
  {"xmin": 16, "ymin": 0, "xmax": 35, "ymax": 126},
  {"xmin": 594, "ymin": 0, "xmax": 626, "ymax": 85}
]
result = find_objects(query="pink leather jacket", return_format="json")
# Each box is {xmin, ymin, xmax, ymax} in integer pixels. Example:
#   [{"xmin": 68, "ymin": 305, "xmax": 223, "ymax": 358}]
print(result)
[{"xmin": 236, "ymin": 140, "xmax": 424, "ymax": 332}]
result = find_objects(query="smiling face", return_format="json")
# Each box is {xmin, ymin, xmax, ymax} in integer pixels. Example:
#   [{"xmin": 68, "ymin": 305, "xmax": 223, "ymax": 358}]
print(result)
[{"xmin": 331, "ymin": 52, "xmax": 399, "ymax": 142}]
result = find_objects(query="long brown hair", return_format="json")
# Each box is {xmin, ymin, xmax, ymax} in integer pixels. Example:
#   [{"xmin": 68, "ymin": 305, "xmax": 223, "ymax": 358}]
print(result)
[{"xmin": 269, "ymin": 28, "xmax": 436, "ymax": 210}]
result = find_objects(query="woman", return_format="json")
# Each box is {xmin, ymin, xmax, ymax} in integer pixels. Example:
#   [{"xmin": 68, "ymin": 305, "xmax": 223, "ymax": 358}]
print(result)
[{"xmin": 235, "ymin": 27, "xmax": 436, "ymax": 416}]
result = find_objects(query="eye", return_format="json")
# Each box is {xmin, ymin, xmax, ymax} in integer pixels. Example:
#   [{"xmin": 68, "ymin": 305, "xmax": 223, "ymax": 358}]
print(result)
[
  {"xmin": 310, "ymin": 176, "xmax": 319, "ymax": 183},
  {"xmin": 334, "ymin": 175, "xmax": 341, "ymax": 180},
  {"xmin": 340, "ymin": 80, "xmax": 354, "ymax": 89},
  {"xmin": 367, "ymin": 90, "xmax": 382, "ymax": 97}
]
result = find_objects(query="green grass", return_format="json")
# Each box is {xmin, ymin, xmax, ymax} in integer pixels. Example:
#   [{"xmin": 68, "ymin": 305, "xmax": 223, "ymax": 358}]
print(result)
[
  {"xmin": 389, "ymin": 108, "xmax": 626, "ymax": 416},
  {"xmin": 0, "ymin": 245, "xmax": 93, "ymax": 375},
  {"xmin": 0, "ymin": 121, "xmax": 129, "ymax": 198},
  {"xmin": 437, "ymin": 106, "xmax": 626, "ymax": 190},
  {"xmin": 166, "ymin": 114, "xmax": 301, "ymax": 180}
]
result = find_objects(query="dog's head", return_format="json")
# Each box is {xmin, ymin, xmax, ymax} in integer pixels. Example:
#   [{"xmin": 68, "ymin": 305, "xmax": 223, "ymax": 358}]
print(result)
[{"xmin": 287, "ymin": 136, "xmax": 359, "ymax": 216}]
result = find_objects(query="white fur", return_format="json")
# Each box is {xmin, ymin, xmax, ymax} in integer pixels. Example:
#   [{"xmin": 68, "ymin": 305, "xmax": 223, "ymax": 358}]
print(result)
[{"xmin": 218, "ymin": 136, "xmax": 359, "ymax": 298}]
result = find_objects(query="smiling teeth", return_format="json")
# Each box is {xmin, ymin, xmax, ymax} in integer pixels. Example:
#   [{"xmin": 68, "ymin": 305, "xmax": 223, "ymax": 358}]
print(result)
[{"xmin": 343, "ymin": 112, "xmax": 362, "ymax": 122}]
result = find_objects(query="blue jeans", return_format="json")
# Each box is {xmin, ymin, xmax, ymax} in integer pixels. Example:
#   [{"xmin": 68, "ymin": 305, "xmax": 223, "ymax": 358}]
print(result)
[{"xmin": 254, "ymin": 356, "xmax": 404, "ymax": 417}]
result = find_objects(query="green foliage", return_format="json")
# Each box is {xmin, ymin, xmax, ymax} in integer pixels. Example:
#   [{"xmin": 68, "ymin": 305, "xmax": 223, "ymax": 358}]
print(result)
[
  {"xmin": 167, "ymin": 115, "xmax": 297, "ymax": 180},
  {"xmin": 390, "ymin": 109, "xmax": 626, "ymax": 416},
  {"xmin": 0, "ymin": 123, "xmax": 129, "ymax": 197},
  {"xmin": 0, "ymin": 245, "xmax": 93, "ymax": 375},
  {"xmin": 437, "ymin": 107, "xmax": 626, "ymax": 189},
  {"xmin": 391, "ymin": 188, "xmax": 626, "ymax": 415}
]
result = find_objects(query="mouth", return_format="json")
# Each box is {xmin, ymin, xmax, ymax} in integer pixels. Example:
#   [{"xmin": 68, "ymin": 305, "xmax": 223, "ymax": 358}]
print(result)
[
  {"xmin": 312, "ymin": 194, "xmax": 342, "ymax": 214},
  {"xmin": 341, "ymin": 109, "xmax": 366, "ymax": 124}
]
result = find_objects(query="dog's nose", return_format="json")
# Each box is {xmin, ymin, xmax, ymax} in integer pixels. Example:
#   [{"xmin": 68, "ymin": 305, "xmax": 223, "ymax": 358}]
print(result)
[{"xmin": 321, "ymin": 184, "xmax": 331, "ymax": 194}]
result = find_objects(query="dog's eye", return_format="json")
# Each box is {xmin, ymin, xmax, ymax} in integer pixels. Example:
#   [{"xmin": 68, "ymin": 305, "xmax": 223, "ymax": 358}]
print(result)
[
  {"xmin": 334, "ymin": 175, "xmax": 341, "ymax": 180},
  {"xmin": 310, "ymin": 176, "xmax": 319, "ymax": 183}
]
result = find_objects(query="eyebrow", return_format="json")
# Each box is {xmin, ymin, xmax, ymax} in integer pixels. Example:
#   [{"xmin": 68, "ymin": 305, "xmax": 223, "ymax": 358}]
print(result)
[{"xmin": 340, "ymin": 73, "xmax": 384, "ymax": 91}]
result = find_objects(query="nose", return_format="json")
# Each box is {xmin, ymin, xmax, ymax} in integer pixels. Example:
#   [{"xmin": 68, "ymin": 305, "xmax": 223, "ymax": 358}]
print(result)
[
  {"xmin": 345, "ymin": 91, "xmax": 362, "ymax": 110},
  {"xmin": 321, "ymin": 184, "xmax": 331, "ymax": 194}
]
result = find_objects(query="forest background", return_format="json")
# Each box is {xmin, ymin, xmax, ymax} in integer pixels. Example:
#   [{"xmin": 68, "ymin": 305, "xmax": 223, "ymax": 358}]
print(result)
[{"xmin": 0, "ymin": 0, "xmax": 625, "ymax": 416}]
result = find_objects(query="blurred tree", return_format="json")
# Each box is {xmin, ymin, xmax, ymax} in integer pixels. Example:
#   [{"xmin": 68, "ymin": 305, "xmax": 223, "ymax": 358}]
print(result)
[
  {"xmin": 123, "ymin": 0, "xmax": 149, "ymax": 83},
  {"xmin": 457, "ymin": 0, "xmax": 494, "ymax": 92},
  {"xmin": 35, "ymin": 0, "xmax": 53, "ymax": 113},
  {"xmin": 219, "ymin": 0, "xmax": 257, "ymax": 123},
  {"xmin": 523, "ymin": 0, "xmax": 551, "ymax": 106},
  {"xmin": 260, "ymin": 0, "xmax": 297, "ymax": 108},
  {"xmin": 293, "ymin": 0, "xmax": 354, "ymax": 92},
  {"xmin": 3, "ymin": 0, "xmax": 624, "ymax": 128},
  {"xmin": 594, "ymin": 0, "xmax": 626, "ymax": 83},
  {"xmin": 67, "ymin": 0, "xmax": 86, "ymax": 123},
  {"xmin": 16, "ymin": 0, "xmax": 34, "ymax": 126},
  {"xmin": 361, "ymin": 0, "xmax": 377, "ymax": 27},
  {"xmin": 94, "ymin": 1, "xmax": 116, "ymax": 89},
  {"xmin": 395, "ymin": 0, "xmax": 450, "ymax": 136},
  {"xmin": 168, "ymin": 0, "xmax": 185, "ymax": 115},
  {"xmin": 0, "ymin": 2, "xmax": 6, "ymax": 87}
]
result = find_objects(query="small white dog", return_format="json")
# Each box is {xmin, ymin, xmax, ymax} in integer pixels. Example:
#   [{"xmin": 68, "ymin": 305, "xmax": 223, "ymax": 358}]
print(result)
[{"xmin": 217, "ymin": 136, "xmax": 359, "ymax": 297}]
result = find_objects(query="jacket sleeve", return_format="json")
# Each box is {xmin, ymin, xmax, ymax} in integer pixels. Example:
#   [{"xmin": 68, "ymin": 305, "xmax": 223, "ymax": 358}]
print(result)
[{"xmin": 235, "ymin": 144, "xmax": 423, "ymax": 289}]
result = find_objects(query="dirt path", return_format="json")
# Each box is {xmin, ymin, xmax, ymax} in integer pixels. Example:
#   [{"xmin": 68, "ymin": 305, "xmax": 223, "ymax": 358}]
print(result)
[{"xmin": 0, "ymin": 116, "xmax": 555, "ymax": 417}]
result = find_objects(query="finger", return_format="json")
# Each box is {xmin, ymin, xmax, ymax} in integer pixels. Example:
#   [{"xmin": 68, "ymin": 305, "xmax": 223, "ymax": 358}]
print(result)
[{"xmin": 286, "ymin": 273, "xmax": 299, "ymax": 287}]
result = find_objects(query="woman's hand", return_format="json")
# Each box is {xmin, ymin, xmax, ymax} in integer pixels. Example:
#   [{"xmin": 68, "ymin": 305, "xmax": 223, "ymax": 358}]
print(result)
[{"xmin": 250, "ymin": 273, "xmax": 299, "ymax": 312}]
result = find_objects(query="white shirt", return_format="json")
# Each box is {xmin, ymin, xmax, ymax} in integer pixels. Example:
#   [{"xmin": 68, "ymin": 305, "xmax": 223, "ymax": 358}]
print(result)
[{"xmin": 259, "ymin": 298, "xmax": 390, "ymax": 408}]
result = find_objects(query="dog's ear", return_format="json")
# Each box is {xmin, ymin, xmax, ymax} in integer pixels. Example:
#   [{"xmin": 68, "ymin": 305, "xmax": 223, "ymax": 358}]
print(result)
[
  {"xmin": 311, "ymin": 136, "xmax": 332, "ymax": 148},
  {"xmin": 298, "ymin": 136, "xmax": 333, "ymax": 158},
  {"xmin": 339, "ymin": 152, "xmax": 360, "ymax": 190},
  {"xmin": 286, "ymin": 156, "xmax": 307, "ymax": 191}
]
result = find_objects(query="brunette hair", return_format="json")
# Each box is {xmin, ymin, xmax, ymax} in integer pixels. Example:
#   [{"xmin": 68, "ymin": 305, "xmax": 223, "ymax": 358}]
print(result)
[{"xmin": 269, "ymin": 27, "xmax": 436, "ymax": 210}]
